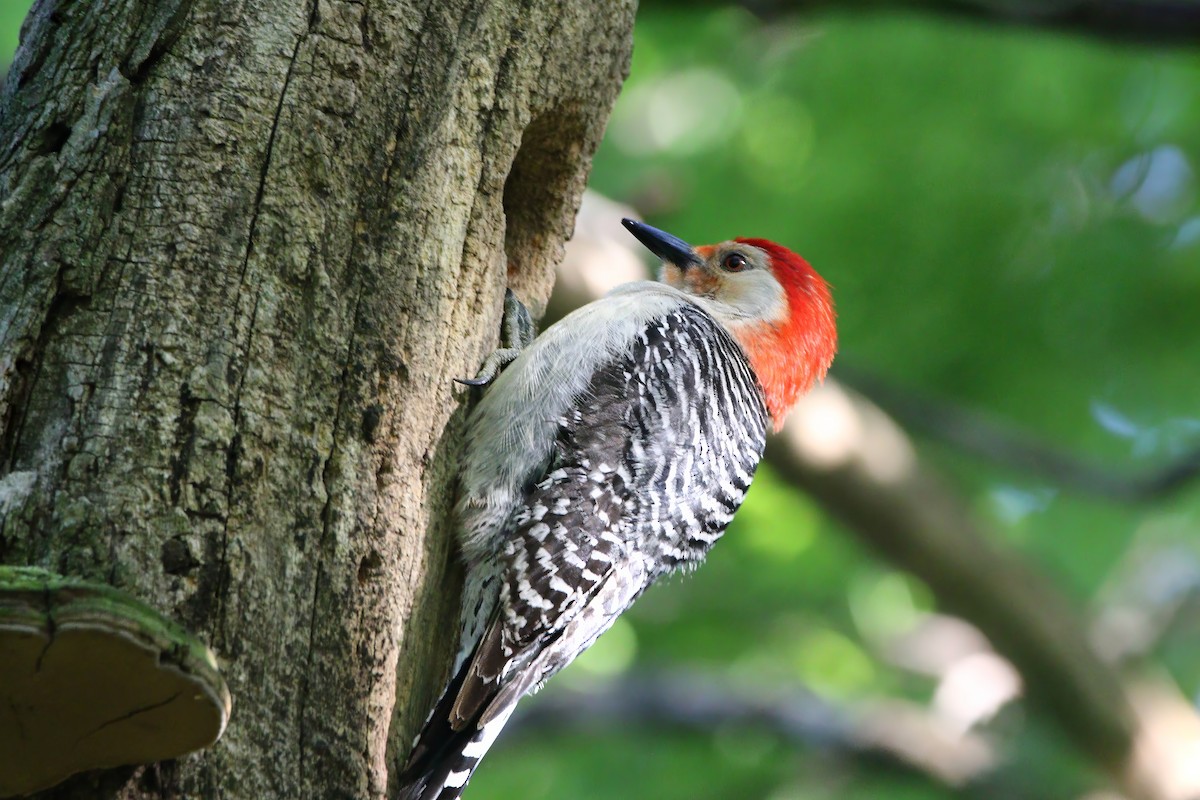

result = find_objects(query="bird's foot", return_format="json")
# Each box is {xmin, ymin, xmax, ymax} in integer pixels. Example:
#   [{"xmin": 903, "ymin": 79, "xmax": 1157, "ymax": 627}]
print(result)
[{"xmin": 455, "ymin": 289, "xmax": 536, "ymax": 388}]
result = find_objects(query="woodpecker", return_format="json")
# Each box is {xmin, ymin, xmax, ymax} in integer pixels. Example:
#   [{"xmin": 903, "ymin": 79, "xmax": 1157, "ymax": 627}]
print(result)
[{"xmin": 397, "ymin": 219, "xmax": 836, "ymax": 800}]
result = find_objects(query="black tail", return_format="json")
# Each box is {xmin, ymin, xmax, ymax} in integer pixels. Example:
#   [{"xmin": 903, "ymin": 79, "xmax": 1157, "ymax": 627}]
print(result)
[{"xmin": 397, "ymin": 625, "xmax": 517, "ymax": 800}]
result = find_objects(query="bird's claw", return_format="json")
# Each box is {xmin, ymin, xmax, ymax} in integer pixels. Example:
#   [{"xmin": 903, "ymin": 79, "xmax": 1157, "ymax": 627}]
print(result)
[
  {"xmin": 455, "ymin": 348, "xmax": 521, "ymax": 387},
  {"xmin": 456, "ymin": 289, "xmax": 536, "ymax": 389}
]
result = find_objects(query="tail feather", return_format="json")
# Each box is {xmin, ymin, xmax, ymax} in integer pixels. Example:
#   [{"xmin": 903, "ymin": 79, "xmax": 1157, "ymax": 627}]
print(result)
[
  {"xmin": 397, "ymin": 685, "xmax": 516, "ymax": 800},
  {"xmin": 398, "ymin": 705, "xmax": 517, "ymax": 800},
  {"xmin": 397, "ymin": 632, "xmax": 517, "ymax": 800}
]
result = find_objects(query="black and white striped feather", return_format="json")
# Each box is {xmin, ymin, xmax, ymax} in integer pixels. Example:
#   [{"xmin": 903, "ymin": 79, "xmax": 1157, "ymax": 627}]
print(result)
[{"xmin": 397, "ymin": 300, "xmax": 768, "ymax": 800}]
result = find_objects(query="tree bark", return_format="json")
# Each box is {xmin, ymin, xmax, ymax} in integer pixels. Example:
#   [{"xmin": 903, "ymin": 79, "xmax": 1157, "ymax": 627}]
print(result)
[{"xmin": 0, "ymin": 0, "xmax": 635, "ymax": 796}]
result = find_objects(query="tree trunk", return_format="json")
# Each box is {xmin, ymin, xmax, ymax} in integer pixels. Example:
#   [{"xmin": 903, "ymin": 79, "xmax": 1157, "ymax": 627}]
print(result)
[{"xmin": 0, "ymin": 0, "xmax": 634, "ymax": 795}]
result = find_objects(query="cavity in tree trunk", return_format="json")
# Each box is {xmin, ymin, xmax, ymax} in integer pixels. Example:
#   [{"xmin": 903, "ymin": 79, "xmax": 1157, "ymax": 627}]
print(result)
[{"xmin": 0, "ymin": 0, "xmax": 635, "ymax": 796}]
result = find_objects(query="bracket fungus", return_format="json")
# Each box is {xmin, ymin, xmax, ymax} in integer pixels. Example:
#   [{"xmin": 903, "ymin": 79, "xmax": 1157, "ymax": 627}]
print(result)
[{"xmin": 0, "ymin": 567, "xmax": 231, "ymax": 796}]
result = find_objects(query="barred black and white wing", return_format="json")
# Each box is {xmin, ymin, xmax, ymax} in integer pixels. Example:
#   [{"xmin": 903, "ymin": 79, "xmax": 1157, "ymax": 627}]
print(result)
[{"xmin": 397, "ymin": 303, "xmax": 769, "ymax": 800}]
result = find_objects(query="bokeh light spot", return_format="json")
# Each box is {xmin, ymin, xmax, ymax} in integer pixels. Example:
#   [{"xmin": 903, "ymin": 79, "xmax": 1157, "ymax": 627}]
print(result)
[{"xmin": 610, "ymin": 68, "xmax": 743, "ymax": 157}]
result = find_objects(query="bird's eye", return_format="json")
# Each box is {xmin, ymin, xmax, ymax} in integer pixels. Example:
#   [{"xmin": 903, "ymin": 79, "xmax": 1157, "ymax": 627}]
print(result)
[{"xmin": 721, "ymin": 253, "xmax": 749, "ymax": 273}]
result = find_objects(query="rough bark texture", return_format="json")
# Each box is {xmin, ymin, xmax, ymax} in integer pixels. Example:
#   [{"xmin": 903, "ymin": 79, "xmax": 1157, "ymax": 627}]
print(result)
[{"xmin": 0, "ymin": 0, "xmax": 635, "ymax": 796}]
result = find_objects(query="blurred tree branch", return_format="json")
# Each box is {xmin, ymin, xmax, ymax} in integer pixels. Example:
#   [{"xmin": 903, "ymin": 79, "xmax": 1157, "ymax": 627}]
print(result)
[
  {"xmin": 770, "ymin": 385, "xmax": 1199, "ymax": 800},
  {"xmin": 768, "ymin": 382, "xmax": 1155, "ymax": 796},
  {"xmin": 837, "ymin": 365, "xmax": 1200, "ymax": 503},
  {"xmin": 656, "ymin": 0, "xmax": 1200, "ymax": 47},
  {"xmin": 507, "ymin": 672, "xmax": 1036, "ymax": 797}
]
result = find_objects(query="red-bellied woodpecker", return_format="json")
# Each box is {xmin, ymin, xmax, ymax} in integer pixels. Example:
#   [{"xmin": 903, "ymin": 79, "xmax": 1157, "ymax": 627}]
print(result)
[{"xmin": 397, "ymin": 219, "xmax": 837, "ymax": 800}]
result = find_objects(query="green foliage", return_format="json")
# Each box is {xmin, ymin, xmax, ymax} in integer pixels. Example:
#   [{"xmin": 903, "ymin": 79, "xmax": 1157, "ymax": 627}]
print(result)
[
  {"xmin": 0, "ymin": 2, "xmax": 24, "ymax": 72},
  {"xmin": 482, "ymin": 729, "xmax": 967, "ymax": 800}
]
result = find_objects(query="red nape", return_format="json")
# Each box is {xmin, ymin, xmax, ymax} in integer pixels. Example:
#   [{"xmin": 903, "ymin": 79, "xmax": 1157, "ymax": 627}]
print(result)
[{"xmin": 733, "ymin": 238, "xmax": 837, "ymax": 429}]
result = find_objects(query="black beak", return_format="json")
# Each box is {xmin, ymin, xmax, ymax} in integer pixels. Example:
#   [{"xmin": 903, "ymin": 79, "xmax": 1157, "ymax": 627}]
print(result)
[{"xmin": 622, "ymin": 218, "xmax": 702, "ymax": 270}]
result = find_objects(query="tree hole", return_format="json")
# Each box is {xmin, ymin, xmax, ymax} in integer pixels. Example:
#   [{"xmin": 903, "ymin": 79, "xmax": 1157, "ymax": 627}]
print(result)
[
  {"xmin": 35, "ymin": 121, "xmax": 72, "ymax": 156},
  {"xmin": 501, "ymin": 107, "xmax": 589, "ymax": 307}
]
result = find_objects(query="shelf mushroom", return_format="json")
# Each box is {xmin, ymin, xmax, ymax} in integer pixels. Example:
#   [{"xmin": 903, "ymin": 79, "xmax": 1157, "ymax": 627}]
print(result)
[{"xmin": 0, "ymin": 567, "xmax": 231, "ymax": 796}]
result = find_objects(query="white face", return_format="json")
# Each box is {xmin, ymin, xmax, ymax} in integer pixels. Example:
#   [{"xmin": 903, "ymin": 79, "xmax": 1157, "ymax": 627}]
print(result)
[{"xmin": 660, "ymin": 242, "xmax": 788, "ymax": 329}]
